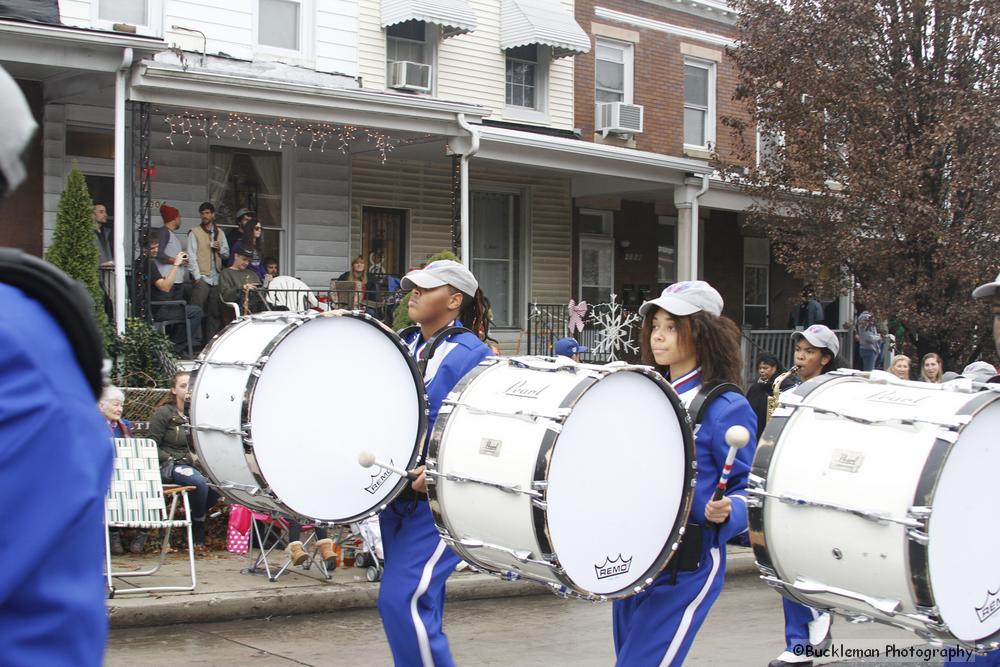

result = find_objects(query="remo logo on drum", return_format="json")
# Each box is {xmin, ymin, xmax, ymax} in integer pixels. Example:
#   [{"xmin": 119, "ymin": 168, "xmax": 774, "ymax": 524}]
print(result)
[
  {"xmin": 975, "ymin": 588, "xmax": 1000, "ymax": 624},
  {"xmin": 365, "ymin": 460, "xmax": 395, "ymax": 495},
  {"xmin": 595, "ymin": 554, "xmax": 633, "ymax": 580}
]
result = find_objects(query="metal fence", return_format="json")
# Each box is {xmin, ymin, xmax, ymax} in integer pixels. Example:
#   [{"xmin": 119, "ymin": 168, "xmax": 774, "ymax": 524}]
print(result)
[
  {"xmin": 527, "ymin": 303, "xmax": 854, "ymax": 388},
  {"xmin": 254, "ymin": 287, "xmax": 403, "ymax": 325}
]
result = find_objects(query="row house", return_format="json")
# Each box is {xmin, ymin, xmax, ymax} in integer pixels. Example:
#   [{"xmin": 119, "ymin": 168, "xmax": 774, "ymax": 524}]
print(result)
[{"xmin": 0, "ymin": 0, "xmax": 848, "ymax": 357}]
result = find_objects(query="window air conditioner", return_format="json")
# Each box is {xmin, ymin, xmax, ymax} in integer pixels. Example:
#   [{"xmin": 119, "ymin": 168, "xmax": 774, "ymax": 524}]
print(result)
[
  {"xmin": 595, "ymin": 102, "xmax": 644, "ymax": 136},
  {"xmin": 388, "ymin": 61, "xmax": 431, "ymax": 92}
]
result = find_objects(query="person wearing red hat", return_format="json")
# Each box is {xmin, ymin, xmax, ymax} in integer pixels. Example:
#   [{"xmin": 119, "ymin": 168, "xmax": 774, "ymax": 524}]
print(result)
[{"xmin": 154, "ymin": 203, "xmax": 187, "ymax": 299}]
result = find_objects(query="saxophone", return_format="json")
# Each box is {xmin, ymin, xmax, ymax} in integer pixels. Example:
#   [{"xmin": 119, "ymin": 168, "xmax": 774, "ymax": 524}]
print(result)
[{"xmin": 766, "ymin": 366, "xmax": 799, "ymax": 423}]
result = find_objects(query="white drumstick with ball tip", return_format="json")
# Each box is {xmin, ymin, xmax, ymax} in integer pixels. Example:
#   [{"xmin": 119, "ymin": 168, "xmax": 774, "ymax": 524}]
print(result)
[
  {"xmin": 711, "ymin": 425, "xmax": 752, "ymax": 502},
  {"xmin": 358, "ymin": 451, "xmax": 419, "ymax": 481}
]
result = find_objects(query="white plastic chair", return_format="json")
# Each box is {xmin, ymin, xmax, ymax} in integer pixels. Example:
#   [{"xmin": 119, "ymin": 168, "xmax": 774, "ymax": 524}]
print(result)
[{"xmin": 104, "ymin": 437, "xmax": 197, "ymax": 597}]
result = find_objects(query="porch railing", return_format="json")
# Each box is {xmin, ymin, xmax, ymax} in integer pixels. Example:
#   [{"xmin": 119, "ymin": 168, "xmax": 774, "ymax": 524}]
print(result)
[{"xmin": 739, "ymin": 328, "xmax": 854, "ymax": 386}]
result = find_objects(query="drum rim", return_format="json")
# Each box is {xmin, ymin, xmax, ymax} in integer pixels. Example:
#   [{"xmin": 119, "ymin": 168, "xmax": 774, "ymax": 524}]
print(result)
[
  {"xmin": 428, "ymin": 357, "xmax": 697, "ymax": 600},
  {"xmin": 750, "ymin": 371, "xmax": 1000, "ymax": 650},
  {"xmin": 192, "ymin": 311, "xmax": 429, "ymax": 523},
  {"xmin": 245, "ymin": 310, "xmax": 428, "ymax": 523}
]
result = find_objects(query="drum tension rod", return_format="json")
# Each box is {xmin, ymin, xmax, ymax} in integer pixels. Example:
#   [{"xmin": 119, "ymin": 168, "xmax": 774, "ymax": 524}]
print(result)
[
  {"xmin": 746, "ymin": 488, "xmax": 925, "ymax": 528},
  {"xmin": 197, "ymin": 359, "xmax": 260, "ymax": 369},
  {"xmin": 440, "ymin": 401, "xmax": 571, "ymax": 423},
  {"xmin": 788, "ymin": 404, "xmax": 969, "ymax": 430},
  {"xmin": 426, "ymin": 469, "xmax": 543, "ymax": 498},
  {"xmin": 765, "ymin": 576, "xmax": 903, "ymax": 616}
]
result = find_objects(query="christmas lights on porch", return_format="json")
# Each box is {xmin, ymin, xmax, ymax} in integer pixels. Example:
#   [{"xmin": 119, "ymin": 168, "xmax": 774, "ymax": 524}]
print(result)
[{"xmin": 162, "ymin": 111, "xmax": 399, "ymax": 162}]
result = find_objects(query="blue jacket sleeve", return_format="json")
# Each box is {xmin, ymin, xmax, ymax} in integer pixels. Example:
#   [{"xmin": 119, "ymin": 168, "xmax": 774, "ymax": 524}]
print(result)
[{"xmin": 705, "ymin": 393, "xmax": 758, "ymax": 546}]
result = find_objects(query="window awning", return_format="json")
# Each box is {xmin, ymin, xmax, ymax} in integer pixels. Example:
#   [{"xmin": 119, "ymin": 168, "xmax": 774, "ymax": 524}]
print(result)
[
  {"xmin": 500, "ymin": 0, "xmax": 591, "ymax": 59},
  {"xmin": 380, "ymin": 0, "xmax": 478, "ymax": 37}
]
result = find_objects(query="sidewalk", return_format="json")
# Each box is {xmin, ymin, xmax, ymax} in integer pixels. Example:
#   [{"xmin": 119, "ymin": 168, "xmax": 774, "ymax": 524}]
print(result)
[{"xmin": 107, "ymin": 545, "xmax": 759, "ymax": 628}]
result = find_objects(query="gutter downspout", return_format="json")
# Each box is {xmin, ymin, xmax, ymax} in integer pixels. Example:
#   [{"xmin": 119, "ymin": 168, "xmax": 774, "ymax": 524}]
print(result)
[
  {"xmin": 456, "ymin": 113, "xmax": 480, "ymax": 267},
  {"xmin": 689, "ymin": 174, "xmax": 710, "ymax": 281},
  {"xmin": 113, "ymin": 47, "xmax": 133, "ymax": 335}
]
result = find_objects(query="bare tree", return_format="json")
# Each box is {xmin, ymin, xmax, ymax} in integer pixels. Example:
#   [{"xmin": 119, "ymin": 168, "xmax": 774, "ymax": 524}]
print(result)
[{"xmin": 723, "ymin": 0, "xmax": 1000, "ymax": 367}]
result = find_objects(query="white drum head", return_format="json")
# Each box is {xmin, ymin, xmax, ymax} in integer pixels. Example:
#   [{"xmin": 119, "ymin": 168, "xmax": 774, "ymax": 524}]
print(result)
[
  {"xmin": 546, "ymin": 371, "xmax": 689, "ymax": 595},
  {"xmin": 248, "ymin": 315, "xmax": 422, "ymax": 522},
  {"xmin": 928, "ymin": 399, "xmax": 1000, "ymax": 642}
]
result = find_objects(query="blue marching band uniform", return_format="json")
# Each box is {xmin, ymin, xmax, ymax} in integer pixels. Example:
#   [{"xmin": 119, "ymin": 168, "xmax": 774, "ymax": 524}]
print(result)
[
  {"xmin": 613, "ymin": 367, "xmax": 758, "ymax": 666},
  {"xmin": 376, "ymin": 321, "xmax": 491, "ymax": 667}
]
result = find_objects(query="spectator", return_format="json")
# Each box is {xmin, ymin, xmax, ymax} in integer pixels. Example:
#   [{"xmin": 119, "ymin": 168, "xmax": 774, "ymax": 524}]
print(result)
[
  {"xmin": 263, "ymin": 256, "xmax": 279, "ymax": 287},
  {"xmin": 788, "ymin": 288, "xmax": 824, "ymax": 328},
  {"xmin": 99, "ymin": 386, "xmax": 149, "ymax": 555},
  {"xmin": 226, "ymin": 207, "xmax": 255, "ymax": 249},
  {"xmin": 93, "ymin": 203, "xmax": 113, "ymax": 267},
  {"xmin": 188, "ymin": 202, "xmax": 229, "ymax": 342},
  {"xmin": 554, "ymin": 336, "xmax": 587, "ymax": 362},
  {"xmin": 920, "ymin": 352, "xmax": 944, "ymax": 383},
  {"xmin": 338, "ymin": 255, "xmax": 367, "ymax": 283},
  {"xmin": 229, "ymin": 220, "xmax": 266, "ymax": 281},
  {"xmin": 220, "ymin": 247, "xmax": 266, "ymax": 315},
  {"xmin": 148, "ymin": 371, "xmax": 219, "ymax": 551},
  {"xmin": 855, "ymin": 309, "xmax": 883, "ymax": 371},
  {"xmin": 888, "ymin": 354, "xmax": 911, "ymax": 380},
  {"xmin": 745, "ymin": 352, "xmax": 782, "ymax": 439},
  {"xmin": 144, "ymin": 237, "xmax": 202, "ymax": 356},
  {"xmin": 154, "ymin": 203, "xmax": 188, "ymax": 295}
]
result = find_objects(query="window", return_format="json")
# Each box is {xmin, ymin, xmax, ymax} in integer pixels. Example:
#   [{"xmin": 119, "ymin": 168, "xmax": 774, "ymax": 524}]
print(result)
[
  {"xmin": 595, "ymin": 39, "xmax": 632, "ymax": 104},
  {"xmin": 472, "ymin": 192, "xmax": 523, "ymax": 328},
  {"xmin": 209, "ymin": 146, "xmax": 285, "ymax": 269},
  {"xmin": 387, "ymin": 20, "xmax": 431, "ymax": 65},
  {"xmin": 258, "ymin": 0, "xmax": 301, "ymax": 51},
  {"xmin": 578, "ymin": 209, "xmax": 614, "ymax": 304},
  {"xmin": 94, "ymin": 0, "xmax": 161, "ymax": 35},
  {"xmin": 683, "ymin": 59, "xmax": 716, "ymax": 149},
  {"xmin": 505, "ymin": 46, "xmax": 539, "ymax": 109},
  {"xmin": 757, "ymin": 128, "xmax": 784, "ymax": 171},
  {"xmin": 657, "ymin": 216, "xmax": 677, "ymax": 286}
]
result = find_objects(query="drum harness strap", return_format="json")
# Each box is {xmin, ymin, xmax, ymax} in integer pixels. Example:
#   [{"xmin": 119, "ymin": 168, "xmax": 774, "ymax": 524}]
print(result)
[
  {"xmin": 667, "ymin": 381, "xmax": 742, "ymax": 583},
  {"xmin": 395, "ymin": 324, "xmax": 480, "ymax": 504}
]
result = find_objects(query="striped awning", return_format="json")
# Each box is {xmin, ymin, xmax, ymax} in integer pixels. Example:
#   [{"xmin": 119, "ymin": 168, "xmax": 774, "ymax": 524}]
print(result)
[
  {"xmin": 500, "ymin": 0, "xmax": 591, "ymax": 59},
  {"xmin": 380, "ymin": 0, "xmax": 478, "ymax": 37}
]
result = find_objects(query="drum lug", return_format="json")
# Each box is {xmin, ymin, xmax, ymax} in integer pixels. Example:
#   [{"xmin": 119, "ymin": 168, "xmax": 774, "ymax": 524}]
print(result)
[
  {"xmin": 531, "ymin": 480, "xmax": 548, "ymax": 490},
  {"xmin": 906, "ymin": 529, "xmax": 930, "ymax": 546},
  {"xmin": 531, "ymin": 498, "xmax": 548, "ymax": 511}
]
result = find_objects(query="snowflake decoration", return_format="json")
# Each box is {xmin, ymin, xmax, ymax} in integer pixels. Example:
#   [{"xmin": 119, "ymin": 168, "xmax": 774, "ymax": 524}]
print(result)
[{"xmin": 591, "ymin": 294, "xmax": 641, "ymax": 362}]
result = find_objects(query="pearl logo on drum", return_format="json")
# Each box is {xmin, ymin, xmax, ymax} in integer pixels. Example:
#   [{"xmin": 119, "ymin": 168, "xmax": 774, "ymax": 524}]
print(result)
[
  {"xmin": 503, "ymin": 380, "xmax": 549, "ymax": 399},
  {"xmin": 594, "ymin": 554, "xmax": 632, "ymax": 580},
  {"xmin": 479, "ymin": 438, "xmax": 503, "ymax": 457},
  {"xmin": 829, "ymin": 449, "xmax": 865, "ymax": 473},
  {"xmin": 975, "ymin": 587, "xmax": 1000, "ymax": 624},
  {"xmin": 364, "ymin": 459, "xmax": 395, "ymax": 495}
]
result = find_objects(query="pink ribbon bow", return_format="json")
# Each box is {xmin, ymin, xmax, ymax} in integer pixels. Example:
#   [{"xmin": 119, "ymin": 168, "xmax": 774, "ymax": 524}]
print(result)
[{"xmin": 567, "ymin": 300, "xmax": 588, "ymax": 334}]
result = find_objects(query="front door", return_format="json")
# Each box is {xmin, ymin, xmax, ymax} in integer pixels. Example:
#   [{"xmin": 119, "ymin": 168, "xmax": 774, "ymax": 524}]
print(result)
[{"xmin": 362, "ymin": 206, "xmax": 407, "ymax": 279}]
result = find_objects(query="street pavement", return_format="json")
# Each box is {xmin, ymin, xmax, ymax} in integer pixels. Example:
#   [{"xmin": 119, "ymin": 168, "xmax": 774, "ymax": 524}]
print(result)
[{"xmin": 107, "ymin": 571, "xmax": 969, "ymax": 666}]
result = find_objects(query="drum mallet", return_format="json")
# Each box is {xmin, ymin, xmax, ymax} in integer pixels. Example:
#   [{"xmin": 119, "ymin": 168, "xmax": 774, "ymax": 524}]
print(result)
[
  {"xmin": 358, "ymin": 451, "xmax": 419, "ymax": 481},
  {"xmin": 711, "ymin": 425, "xmax": 752, "ymax": 502}
]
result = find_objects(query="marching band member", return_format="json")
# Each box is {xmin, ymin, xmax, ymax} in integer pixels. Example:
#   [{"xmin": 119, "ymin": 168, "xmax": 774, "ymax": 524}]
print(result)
[
  {"xmin": 951, "ymin": 274, "xmax": 1000, "ymax": 666},
  {"xmin": 377, "ymin": 260, "xmax": 492, "ymax": 667},
  {"xmin": 613, "ymin": 281, "xmax": 757, "ymax": 666},
  {"xmin": 769, "ymin": 324, "xmax": 839, "ymax": 667}
]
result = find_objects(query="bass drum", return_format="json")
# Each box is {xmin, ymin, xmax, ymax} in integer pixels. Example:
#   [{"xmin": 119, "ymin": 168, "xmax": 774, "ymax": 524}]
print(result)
[
  {"xmin": 427, "ymin": 356, "xmax": 695, "ymax": 600},
  {"xmin": 749, "ymin": 370, "xmax": 1000, "ymax": 652},
  {"xmin": 188, "ymin": 311, "xmax": 426, "ymax": 523}
]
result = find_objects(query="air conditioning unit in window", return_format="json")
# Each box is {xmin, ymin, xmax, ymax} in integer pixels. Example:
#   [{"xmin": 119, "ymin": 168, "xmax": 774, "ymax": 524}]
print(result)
[
  {"xmin": 388, "ymin": 61, "xmax": 431, "ymax": 93},
  {"xmin": 595, "ymin": 102, "xmax": 644, "ymax": 137}
]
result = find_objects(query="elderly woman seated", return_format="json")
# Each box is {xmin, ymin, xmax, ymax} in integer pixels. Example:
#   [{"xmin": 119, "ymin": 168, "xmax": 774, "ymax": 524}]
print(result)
[{"xmin": 99, "ymin": 386, "xmax": 145, "ymax": 555}]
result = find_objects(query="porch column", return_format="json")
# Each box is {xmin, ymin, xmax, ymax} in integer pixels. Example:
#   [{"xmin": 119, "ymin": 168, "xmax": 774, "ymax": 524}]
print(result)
[
  {"xmin": 113, "ymin": 48, "xmax": 133, "ymax": 335},
  {"xmin": 673, "ymin": 175, "xmax": 710, "ymax": 281}
]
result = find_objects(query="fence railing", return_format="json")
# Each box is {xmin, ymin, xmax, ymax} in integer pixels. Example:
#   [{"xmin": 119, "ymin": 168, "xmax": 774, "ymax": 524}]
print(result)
[
  {"xmin": 254, "ymin": 287, "xmax": 403, "ymax": 325},
  {"xmin": 528, "ymin": 303, "xmax": 855, "ymax": 388},
  {"xmin": 526, "ymin": 302, "xmax": 642, "ymax": 364}
]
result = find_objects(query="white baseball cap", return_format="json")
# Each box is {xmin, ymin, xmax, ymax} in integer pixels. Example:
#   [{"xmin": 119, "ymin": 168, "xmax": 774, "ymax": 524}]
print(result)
[
  {"xmin": 791, "ymin": 324, "xmax": 840, "ymax": 357},
  {"xmin": 972, "ymin": 271, "xmax": 1000, "ymax": 299},
  {"xmin": 401, "ymin": 259, "xmax": 478, "ymax": 297},
  {"xmin": 962, "ymin": 361, "xmax": 997, "ymax": 381},
  {"xmin": 638, "ymin": 281, "xmax": 724, "ymax": 318}
]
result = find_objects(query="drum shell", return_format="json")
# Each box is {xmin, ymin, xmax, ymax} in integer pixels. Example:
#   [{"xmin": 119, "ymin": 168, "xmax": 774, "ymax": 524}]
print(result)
[{"xmin": 750, "ymin": 372, "xmax": 1000, "ymax": 650}]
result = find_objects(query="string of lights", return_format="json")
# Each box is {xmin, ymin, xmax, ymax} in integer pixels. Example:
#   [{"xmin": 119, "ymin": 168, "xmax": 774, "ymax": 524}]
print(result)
[{"xmin": 162, "ymin": 111, "xmax": 398, "ymax": 161}]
